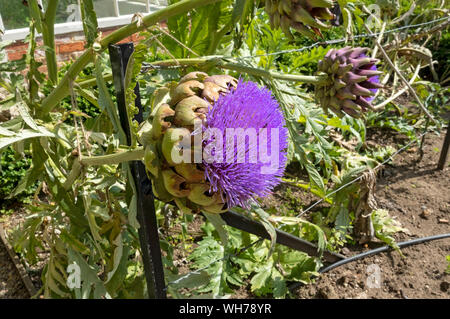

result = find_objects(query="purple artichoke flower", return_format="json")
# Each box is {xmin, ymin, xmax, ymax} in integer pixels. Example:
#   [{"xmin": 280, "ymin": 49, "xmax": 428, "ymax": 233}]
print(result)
[
  {"xmin": 315, "ymin": 46, "xmax": 384, "ymax": 118},
  {"xmin": 144, "ymin": 72, "xmax": 288, "ymax": 214},
  {"xmin": 202, "ymin": 79, "xmax": 289, "ymax": 209}
]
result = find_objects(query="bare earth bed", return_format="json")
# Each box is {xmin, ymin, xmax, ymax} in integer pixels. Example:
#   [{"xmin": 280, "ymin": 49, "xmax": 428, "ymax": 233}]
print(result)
[
  {"xmin": 0, "ymin": 237, "xmax": 29, "ymax": 299},
  {"xmin": 294, "ymin": 129, "xmax": 450, "ymax": 299}
]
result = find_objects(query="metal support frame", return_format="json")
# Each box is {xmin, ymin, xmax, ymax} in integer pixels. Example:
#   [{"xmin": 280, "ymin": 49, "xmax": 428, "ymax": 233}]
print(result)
[
  {"xmin": 221, "ymin": 211, "xmax": 343, "ymax": 263},
  {"xmin": 109, "ymin": 43, "xmax": 166, "ymax": 299},
  {"xmin": 108, "ymin": 42, "xmax": 344, "ymax": 298}
]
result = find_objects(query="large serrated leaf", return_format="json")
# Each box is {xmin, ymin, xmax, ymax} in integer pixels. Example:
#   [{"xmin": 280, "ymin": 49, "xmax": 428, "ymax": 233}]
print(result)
[
  {"xmin": 67, "ymin": 248, "xmax": 111, "ymax": 299},
  {"xmin": 0, "ymin": 129, "xmax": 54, "ymax": 151}
]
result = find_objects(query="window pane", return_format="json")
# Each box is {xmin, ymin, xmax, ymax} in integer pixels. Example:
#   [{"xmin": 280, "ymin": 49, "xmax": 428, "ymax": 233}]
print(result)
[
  {"xmin": 0, "ymin": 0, "xmax": 31, "ymax": 30},
  {"xmin": 118, "ymin": 0, "xmax": 147, "ymax": 15},
  {"xmin": 41, "ymin": 0, "xmax": 80, "ymax": 24},
  {"xmin": 93, "ymin": 0, "xmax": 119, "ymax": 18}
]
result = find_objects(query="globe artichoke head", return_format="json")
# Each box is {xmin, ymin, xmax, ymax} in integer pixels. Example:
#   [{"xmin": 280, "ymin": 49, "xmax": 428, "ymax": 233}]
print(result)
[
  {"xmin": 142, "ymin": 72, "xmax": 288, "ymax": 214},
  {"xmin": 264, "ymin": 0, "xmax": 336, "ymax": 39},
  {"xmin": 142, "ymin": 72, "xmax": 237, "ymax": 214},
  {"xmin": 315, "ymin": 47, "xmax": 384, "ymax": 118}
]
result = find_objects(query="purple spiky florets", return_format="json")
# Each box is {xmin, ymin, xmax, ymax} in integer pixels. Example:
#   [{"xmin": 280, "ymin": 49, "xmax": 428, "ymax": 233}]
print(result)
[{"xmin": 202, "ymin": 79, "xmax": 288, "ymax": 209}]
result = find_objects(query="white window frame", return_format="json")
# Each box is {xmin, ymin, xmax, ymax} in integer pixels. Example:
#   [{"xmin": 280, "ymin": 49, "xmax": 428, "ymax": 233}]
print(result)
[{"xmin": 0, "ymin": 0, "xmax": 166, "ymax": 42}]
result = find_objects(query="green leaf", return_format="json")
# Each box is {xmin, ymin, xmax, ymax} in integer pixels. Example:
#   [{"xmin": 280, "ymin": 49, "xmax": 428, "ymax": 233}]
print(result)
[
  {"xmin": 16, "ymin": 102, "xmax": 39, "ymax": 131},
  {"xmin": 250, "ymin": 263, "xmax": 272, "ymax": 291},
  {"xmin": 0, "ymin": 129, "xmax": 54, "ymax": 151},
  {"xmin": 67, "ymin": 248, "xmax": 111, "ymax": 299},
  {"xmin": 105, "ymin": 234, "xmax": 130, "ymax": 295},
  {"xmin": 168, "ymin": 271, "xmax": 211, "ymax": 290},
  {"xmin": 95, "ymin": 58, "xmax": 127, "ymax": 144},
  {"xmin": 231, "ymin": 0, "xmax": 247, "ymax": 25},
  {"xmin": 272, "ymin": 276, "xmax": 287, "ymax": 299},
  {"xmin": 60, "ymin": 229, "xmax": 90, "ymax": 255},
  {"xmin": 27, "ymin": 0, "xmax": 43, "ymax": 33},
  {"xmin": 203, "ymin": 212, "xmax": 228, "ymax": 245},
  {"xmin": 304, "ymin": 163, "xmax": 326, "ymax": 197},
  {"xmin": 252, "ymin": 205, "xmax": 277, "ymax": 258},
  {"xmin": 0, "ymin": 126, "xmax": 15, "ymax": 137}
]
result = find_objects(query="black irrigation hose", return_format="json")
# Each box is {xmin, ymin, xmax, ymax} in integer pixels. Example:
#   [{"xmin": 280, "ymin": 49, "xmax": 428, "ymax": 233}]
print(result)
[{"xmin": 289, "ymin": 233, "xmax": 450, "ymax": 291}]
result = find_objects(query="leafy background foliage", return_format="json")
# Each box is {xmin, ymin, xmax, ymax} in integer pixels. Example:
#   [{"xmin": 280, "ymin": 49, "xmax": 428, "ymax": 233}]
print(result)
[{"xmin": 0, "ymin": 0, "xmax": 448, "ymax": 298}]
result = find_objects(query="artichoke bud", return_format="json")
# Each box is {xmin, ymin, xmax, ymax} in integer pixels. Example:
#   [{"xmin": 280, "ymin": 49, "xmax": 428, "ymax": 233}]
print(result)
[
  {"xmin": 152, "ymin": 104, "xmax": 175, "ymax": 139},
  {"xmin": 187, "ymin": 183, "xmax": 219, "ymax": 206},
  {"xmin": 349, "ymin": 57, "xmax": 373, "ymax": 69},
  {"xmin": 336, "ymin": 64, "xmax": 353, "ymax": 76},
  {"xmin": 315, "ymin": 47, "xmax": 383, "ymax": 118},
  {"xmin": 264, "ymin": 0, "xmax": 335, "ymax": 39},
  {"xmin": 162, "ymin": 127, "xmax": 192, "ymax": 166},
  {"xmin": 330, "ymin": 60, "xmax": 340, "ymax": 73},
  {"xmin": 162, "ymin": 169, "xmax": 190, "ymax": 198},
  {"xmin": 350, "ymin": 83, "xmax": 374, "ymax": 97}
]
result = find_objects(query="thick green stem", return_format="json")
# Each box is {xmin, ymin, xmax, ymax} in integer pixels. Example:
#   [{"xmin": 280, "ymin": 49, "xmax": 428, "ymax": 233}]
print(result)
[
  {"xmin": 42, "ymin": 0, "xmax": 59, "ymax": 84},
  {"xmin": 221, "ymin": 62, "xmax": 328, "ymax": 83},
  {"xmin": 79, "ymin": 57, "xmax": 327, "ymax": 88},
  {"xmin": 39, "ymin": 0, "xmax": 223, "ymax": 117},
  {"xmin": 80, "ymin": 147, "xmax": 144, "ymax": 166},
  {"xmin": 153, "ymin": 57, "xmax": 328, "ymax": 83}
]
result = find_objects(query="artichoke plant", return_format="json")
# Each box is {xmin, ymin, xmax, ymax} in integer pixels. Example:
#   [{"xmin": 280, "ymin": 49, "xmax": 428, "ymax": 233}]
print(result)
[
  {"xmin": 264, "ymin": 0, "xmax": 336, "ymax": 39},
  {"xmin": 315, "ymin": 47, "xmax": 384, "ymax": 118},
  {"xmin": 140, "ymin": 72, "xmax": 288, "ymax": 214}
]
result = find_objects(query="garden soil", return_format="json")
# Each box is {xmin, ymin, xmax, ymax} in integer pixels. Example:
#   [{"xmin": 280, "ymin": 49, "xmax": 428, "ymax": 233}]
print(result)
[
  {"xmin": 0, "ymin": 237, "xmax": 29, "ymax": 298},
  {"xmin": 293, "ymin": 128, "xmax": 450, "ymax": 299}
]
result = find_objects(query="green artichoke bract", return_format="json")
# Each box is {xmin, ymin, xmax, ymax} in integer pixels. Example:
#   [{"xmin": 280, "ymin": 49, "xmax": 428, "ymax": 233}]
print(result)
[
  {"xmin": 315, "ymin": 46, "xmax": 384, "ymax": 118},
  {"xmin": 141, "ymin": 72, "xmax": 238, "ymax": 214},
  {"xmin": 264, "ymin": 0, "xmax": 336, "ymax": 39}
]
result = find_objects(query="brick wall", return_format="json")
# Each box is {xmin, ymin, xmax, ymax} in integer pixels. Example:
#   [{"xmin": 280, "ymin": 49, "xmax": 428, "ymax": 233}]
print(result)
[{"xmin": 5, "ymin": 26, "xmax": 145, "ymax": 73}]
